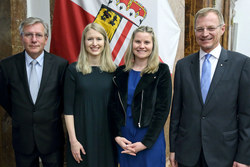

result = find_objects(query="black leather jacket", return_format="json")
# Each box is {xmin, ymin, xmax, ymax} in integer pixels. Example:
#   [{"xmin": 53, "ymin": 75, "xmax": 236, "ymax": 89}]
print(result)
[{"xmin": 109, "ymin": 63, "xmax": 172, "ymax": 148}]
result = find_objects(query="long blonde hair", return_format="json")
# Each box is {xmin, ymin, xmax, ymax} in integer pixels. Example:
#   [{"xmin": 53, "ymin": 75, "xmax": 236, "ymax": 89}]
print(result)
[
  {"xmin": 76, "ymin": 23, "xmax": 116, "ymax": 74},
  {"xmin": 124, "ymin": 26, "xmax": 159, "ymax": 75}
]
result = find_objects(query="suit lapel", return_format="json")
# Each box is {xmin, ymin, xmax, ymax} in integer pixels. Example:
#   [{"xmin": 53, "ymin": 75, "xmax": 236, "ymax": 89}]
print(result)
[
  {"xmin": 205, "ymin": 48, "xmax": 228, "ymax": 105},
  {"xmin": 36, "ymin": 51, "xmax": 53, "ymax": 103},
  {"xmin": 190, "ymin": 52, "xmax": 204, "ymax": 104},
  {"xmin": 15, "ymin": 52, "xmax": 33, "ymax": 103}
]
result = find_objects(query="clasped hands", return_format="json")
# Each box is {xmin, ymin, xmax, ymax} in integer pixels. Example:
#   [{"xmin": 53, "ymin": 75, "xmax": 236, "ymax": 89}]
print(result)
[{"xmin": 115, "ymin": 136, "xmax": 147, "ymax": 156}]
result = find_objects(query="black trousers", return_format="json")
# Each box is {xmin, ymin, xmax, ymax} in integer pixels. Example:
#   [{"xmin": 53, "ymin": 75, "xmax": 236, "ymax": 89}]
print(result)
[
  {"xmin": 15, "ymin": 147, "xmax": 63, "ymax": 167},
  {"xmin": 179, "ymin": 149, "xmax": 208, "ymax": 167}
]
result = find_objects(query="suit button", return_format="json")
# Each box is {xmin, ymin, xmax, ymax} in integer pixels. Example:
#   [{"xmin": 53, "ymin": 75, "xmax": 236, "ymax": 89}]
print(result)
[{"xmin": 202, "ymin": 116, "xmax": 206, "ymax": 119}]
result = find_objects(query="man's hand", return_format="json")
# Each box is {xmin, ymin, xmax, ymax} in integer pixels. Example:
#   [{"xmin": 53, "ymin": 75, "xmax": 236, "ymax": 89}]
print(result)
[
  {"xmin": 170, "ymin": 152, "xmax": 178, "ymax": 167},
  {"xmin": 233, "ymin": 161, "xmax": 249, "ymax": 167}
]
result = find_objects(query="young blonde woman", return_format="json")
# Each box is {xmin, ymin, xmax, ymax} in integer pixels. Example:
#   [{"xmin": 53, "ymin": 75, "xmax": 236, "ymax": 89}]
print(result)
[
  {"xmin": 109, "ymin": 26, "xmax": 172, "ymax": 167},
  {"xmin": 64, "ymin": 23, "xmax": 117, "ymax": 167}
]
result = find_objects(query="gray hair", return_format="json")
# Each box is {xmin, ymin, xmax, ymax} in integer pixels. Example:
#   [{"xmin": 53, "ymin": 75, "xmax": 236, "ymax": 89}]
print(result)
[
  {"xmin": 19, "ymin": 17, "xmax": 49, "ymax": 36},
  {"xmin": 194, "ymin": 7, "xmax": 225, "ymax": 28}
]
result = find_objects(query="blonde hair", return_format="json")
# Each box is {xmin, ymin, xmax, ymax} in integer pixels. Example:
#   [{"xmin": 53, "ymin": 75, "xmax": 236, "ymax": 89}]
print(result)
[
  {"xmin": 124, "ymin": 26, "xmax": 159, "ymax": 75},
  {"xmin": 76, "ymin": 23, "xmax": 116, "ymax": 74}
]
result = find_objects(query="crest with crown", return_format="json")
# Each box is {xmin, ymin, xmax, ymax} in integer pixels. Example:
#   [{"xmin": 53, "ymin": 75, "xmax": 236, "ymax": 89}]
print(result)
[{"xmin": 108, "ymin": 0, "xmax": 147, "ymax": 26}]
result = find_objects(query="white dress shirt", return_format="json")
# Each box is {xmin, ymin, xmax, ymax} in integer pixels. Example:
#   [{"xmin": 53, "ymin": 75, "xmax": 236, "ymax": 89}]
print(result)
[
  {"xmin": 25, "ymin": 51, "xmax": 44, "ymax": 87},
  {"xmin": 199, "ymin": 44, "xmax": 222, "ymax": 81}
]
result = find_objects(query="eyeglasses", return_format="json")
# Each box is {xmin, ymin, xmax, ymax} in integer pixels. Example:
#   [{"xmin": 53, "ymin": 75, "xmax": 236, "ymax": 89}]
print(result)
[
  {"xmin": 195, "ymin": 24, "xmax": 222, "ymax": 33},
  {"xmin": 22, "ymin": 32, "xmax": 46, "ymax": 39}
]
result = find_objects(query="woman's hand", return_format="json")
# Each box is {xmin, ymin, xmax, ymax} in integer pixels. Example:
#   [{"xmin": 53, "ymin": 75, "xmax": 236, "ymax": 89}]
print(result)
[
  {"xmin": 122, "ymin": 142, "xmax": 147, "ymax": 155},
  {"xmin": 70, "ymin": 140, "xmax": 86, "ymax": 163},
  {"xmin": 115, "ymin": 136, "xmax": 136, "ymax": 156}
]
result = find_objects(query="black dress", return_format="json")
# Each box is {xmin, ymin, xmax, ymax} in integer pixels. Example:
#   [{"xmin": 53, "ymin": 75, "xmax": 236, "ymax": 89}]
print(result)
[{"xmin": 64, "ymin": 63, "xmax": 116, "ymax": 167}]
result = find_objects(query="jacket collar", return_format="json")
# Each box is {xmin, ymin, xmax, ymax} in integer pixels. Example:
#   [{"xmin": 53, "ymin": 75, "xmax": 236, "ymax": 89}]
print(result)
[
  {"xmin": 190, "ymin": 48, "xmax": 228, "ymax": 105},
  {"xmin": 15, "ymin": 50, "xmax": 54, "ymax": 105},
  {"xmin": 134, "ymin": 72, "xmax": 157, "ymax": 96},
  {"xmin": 36, "ymin": 51, "xmax": 53, "ymax": 103},
  {"xmin": 205, "ymin": 48, "xmax": 228, "ymax": 105},
  {"xmin": 114, "ymin": 66, "xmax": 157, "ymax": 96}
]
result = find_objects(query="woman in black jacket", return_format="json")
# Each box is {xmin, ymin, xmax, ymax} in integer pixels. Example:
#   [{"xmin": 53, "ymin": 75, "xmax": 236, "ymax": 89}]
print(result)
[{"xmin": 109, "ymin": 26, "xmax": 172, "ymax": 167}]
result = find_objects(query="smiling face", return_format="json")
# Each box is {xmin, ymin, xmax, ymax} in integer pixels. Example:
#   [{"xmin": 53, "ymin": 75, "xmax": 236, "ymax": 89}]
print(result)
[
  {"xmin": 195, "ymin": 12, "xmax": 225, "ymax": 53},
  {"xmin": 21, "ymin": 23, "xmax": 48, "ymax": 59},
  {"xmin": 84, "ymin": 28, "xmax": 105, "ymax": 58},
  {"xmin": 132, "ymin": 32, "xmax": 153, "ymax": 62}
]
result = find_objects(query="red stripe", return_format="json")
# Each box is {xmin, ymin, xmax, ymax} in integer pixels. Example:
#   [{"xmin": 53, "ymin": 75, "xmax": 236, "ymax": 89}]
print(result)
[
  {"xmin": 159, "ymin": 57, "xmax": 163, "ymax": 62},
  {"xmin": 50, "ymin": 0, "xmax": 95, "ymax": 63},
  {"xmin": 112, "ymin": 21, "xmax": 133, "ymax": 61},
  {"xmin": 119, "ymin": 52, "xmax": 125, "ymax": 66}
]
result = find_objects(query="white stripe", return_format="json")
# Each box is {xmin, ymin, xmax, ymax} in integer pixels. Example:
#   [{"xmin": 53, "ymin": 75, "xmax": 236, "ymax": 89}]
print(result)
[
  {"xmin": 71, "ymin": 0, "xmax": 109, "ymax": 16},
  {"xmin": 113, "ymin": 24, "xmax": 137, "ymax": 65},
  {"xmin": 109, "ymin": 18, "xmax": 128, "ymax": 51}
]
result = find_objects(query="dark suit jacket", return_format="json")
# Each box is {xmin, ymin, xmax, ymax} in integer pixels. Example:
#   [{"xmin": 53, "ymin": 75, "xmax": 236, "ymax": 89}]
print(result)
[
  {"xmin": 170, "ymin": 48, "xmax": 250, "ymax": 167},
  {"xmin": 0, "ymin": 50, "xmax": 68, "ymax": 154}
]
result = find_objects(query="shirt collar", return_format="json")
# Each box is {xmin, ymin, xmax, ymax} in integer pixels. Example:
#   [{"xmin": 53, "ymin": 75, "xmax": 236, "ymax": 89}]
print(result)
[
  {"xmin": 25, "ymin": 51, "xmax": 44, "ymax": 66},
  {"xmin": 199, "ymin": 44, "xmax": 222, "ymax": 60}
]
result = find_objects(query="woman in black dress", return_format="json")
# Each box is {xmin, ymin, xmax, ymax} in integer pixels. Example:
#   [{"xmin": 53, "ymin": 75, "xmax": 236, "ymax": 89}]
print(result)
[{"xmin": 64, "ymin": 23, "xmax": 117, "ymax": 167}]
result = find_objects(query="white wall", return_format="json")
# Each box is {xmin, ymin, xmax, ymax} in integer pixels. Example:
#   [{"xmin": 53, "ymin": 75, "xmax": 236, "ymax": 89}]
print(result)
[
  {"xmin": 234, "ymin": 0, "xmax": 250, "ymax": 56},
  {"xmin": 27, "ymin": 0, "xmax": 51, "ymax": 51}
]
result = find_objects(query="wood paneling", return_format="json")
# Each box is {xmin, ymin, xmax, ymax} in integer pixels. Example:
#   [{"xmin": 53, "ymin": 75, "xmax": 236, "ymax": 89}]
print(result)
[
  {"xmin": 184, "ymin": 0, "xmax": 230, "ymax": 57},
  {"xmin": 0, "ymin": 0, "xmax": 13, "ymax": 164},
  {"xmin": 166, "ymin": 0, "xmax": 185, "ymax": 166},
  {"xmin": 0, "ymin": 0, "xmax": 26, "ymax": 166},
  {"xmin": 221, "ymin": 0, "xmax": 230, "ymax": 50},
  {"xmin": 0, "ymin": 107, "xmax": 14, "ymax": 167},
  {"xmin": 0, "ymin": 0, "xmax": 11, "ymax": 60},
  {"xmin": 50, "ymin": 0, "xmax": 55, "ymax": 30},
  {"xmin": 10, "ymin": 0, "xmax": 26, "ymax": 55},
  {"xmin": 184, "ymin": 0, "xmax": 213, "ymax": 57}
]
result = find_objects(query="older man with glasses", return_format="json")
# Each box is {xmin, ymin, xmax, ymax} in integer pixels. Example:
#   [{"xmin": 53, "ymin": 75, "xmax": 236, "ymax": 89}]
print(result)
[{"xmin": 0, "ymin": 17, "xmax": 68, "ymax": 167}]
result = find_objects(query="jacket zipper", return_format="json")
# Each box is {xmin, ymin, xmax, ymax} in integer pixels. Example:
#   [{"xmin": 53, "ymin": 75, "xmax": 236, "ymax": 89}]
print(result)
[
  {"xmin": 138, "ymin": 90, "xmax": 144, "ymax": 128},
  {"xmin": 113, "ymin": 77, "xmax": 127, "ymax": 125}
]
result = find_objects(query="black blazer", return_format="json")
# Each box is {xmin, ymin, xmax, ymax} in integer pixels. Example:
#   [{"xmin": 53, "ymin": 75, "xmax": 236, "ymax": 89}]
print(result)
[
  {"xmin": 170, "ymin": 48, "xmax": 250, "ymax": 166},
  {"xmin": 110, "ymin": 63, "xmax": 172, "ymax": 149},
  {"xmin": 0, "ymin": 51, "xmax": 68, "ymax": 154}
]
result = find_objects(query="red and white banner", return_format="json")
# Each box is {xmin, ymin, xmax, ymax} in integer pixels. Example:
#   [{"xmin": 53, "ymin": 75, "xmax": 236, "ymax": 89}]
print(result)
[{"xmin": 50, "ymin": 0, "xmax": 180, "ymax": 72}]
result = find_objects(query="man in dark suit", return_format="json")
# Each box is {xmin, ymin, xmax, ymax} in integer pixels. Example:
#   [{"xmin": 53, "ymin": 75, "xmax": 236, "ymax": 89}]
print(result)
[
  {"xmin": 0, "ymin": 17, "xmax": 68, "ymax": 167},
  {"xmin": 169, "ymin": 7, "xmax": 250, "ymax": 167}
]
